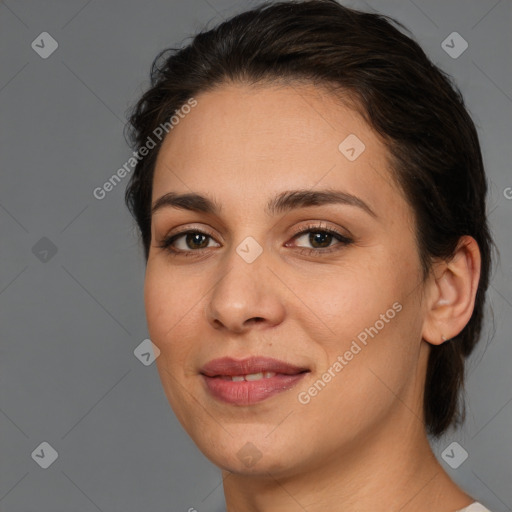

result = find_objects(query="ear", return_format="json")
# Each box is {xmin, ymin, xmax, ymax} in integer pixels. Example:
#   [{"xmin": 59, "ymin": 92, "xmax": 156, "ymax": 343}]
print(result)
[{"xmin": 422, "ymin": 235, "xmax": 481, "ymax": 346}]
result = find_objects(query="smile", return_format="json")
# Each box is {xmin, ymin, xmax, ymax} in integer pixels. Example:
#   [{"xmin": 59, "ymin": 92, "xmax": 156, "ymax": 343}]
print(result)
[
  {"xmin": 200, "ymin": 356, "xmax": 310, "ymax": 405},
  {"xmin": 219, "ymin": 371, "xmax": 276, "ymax": 381}
]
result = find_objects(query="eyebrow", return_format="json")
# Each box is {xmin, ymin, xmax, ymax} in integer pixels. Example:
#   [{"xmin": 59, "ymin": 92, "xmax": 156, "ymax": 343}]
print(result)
[{"xmin": 151, "ymin": 189, "xmax": 377, "ymax": 218}]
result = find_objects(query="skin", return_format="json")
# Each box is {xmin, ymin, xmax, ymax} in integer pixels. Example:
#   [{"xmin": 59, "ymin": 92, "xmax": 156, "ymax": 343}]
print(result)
[{"xmin": 144, "ymin": 82, "xmax": 481, "ymax": 512}]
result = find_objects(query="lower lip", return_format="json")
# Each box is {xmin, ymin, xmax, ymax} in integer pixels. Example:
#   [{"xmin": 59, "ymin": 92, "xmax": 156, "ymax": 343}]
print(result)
[{"xmin": 201, "ymin": 373, "xmax": 308, "ymax": 405}]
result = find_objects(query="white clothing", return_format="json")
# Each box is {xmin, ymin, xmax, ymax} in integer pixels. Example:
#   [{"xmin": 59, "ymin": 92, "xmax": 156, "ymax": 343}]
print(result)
[{"xmin": 457, "ymin": 502, "xmax": 492, "ymax": 512}]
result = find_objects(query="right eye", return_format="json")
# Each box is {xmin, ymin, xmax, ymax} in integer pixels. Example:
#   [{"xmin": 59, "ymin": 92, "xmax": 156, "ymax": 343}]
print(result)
[{"xmin": 157, "ymin": 229, "xmax": 220, "ymax": 256}]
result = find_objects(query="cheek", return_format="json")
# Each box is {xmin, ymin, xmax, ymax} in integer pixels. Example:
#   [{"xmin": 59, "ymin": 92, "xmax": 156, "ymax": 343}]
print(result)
[
  {"xmin": 304, "ymin": 265, "xmax": 422, "ymax": 407},
  {"xmin": 144, "ymin": 267, "xmax": 200, "ymax": 419},
  {"xmin": 144, "ymin": 270, "xmax": 168, "ymax": 346},
  {"xmin": 299, "ymin": 258, "xmax": 398, "ymax": 341},
  {"xmin": 144, "ymin": 265, "xmax": 204, "ymax": 376},
  {"xmin": 300, "ymin": 310, "xmax": 421, "ymax": 445},
  {"xmin": 144, "ymin": 266, "xmax": 187, "ymax": 351}
]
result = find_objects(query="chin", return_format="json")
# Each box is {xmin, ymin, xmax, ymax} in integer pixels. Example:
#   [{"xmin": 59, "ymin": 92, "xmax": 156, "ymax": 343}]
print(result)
[
  {"xmin": 190, "ymin": 424, "xmax": 307, "ymax": 477},
  {"xmin": 207, "ymin": 448, "xmax": 295, "ymax": 477}
]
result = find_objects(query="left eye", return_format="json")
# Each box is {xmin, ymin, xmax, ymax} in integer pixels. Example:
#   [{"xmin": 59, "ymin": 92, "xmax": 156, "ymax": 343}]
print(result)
[{"xmin": 292, "ymin": 229, "xmax": 351, "ymax": 250}]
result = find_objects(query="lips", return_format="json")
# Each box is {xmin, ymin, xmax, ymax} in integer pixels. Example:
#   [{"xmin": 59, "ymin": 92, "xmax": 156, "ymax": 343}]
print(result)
[
  {"xmin": 200, "ymin": 356, "xmax": 309, "ymax": 377},
  {"xmin": 200, "ymin": 356, "xmax": 310, "ymax": 405}
]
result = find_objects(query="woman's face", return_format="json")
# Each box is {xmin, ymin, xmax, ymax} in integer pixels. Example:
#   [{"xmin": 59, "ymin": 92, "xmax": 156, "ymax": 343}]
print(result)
[{"xmin": 145, "ymin": 83, "xmax": 432, "ymax": 476}]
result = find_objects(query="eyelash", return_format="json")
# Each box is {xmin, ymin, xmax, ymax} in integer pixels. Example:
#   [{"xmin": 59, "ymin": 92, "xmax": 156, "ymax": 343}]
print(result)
[{"xmin": 156, "ymin": 222, "xmax": 353, "ymax": 258}]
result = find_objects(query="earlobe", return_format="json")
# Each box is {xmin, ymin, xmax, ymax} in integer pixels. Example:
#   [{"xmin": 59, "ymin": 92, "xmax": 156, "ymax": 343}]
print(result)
[{"xmin": 421, "ymin": 235, "xmax": 481, "ymax": 346}]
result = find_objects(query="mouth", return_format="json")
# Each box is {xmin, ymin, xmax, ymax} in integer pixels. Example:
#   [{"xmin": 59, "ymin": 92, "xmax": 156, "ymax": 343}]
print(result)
[
  {"xmin": 200, "ymin": 356, "xmax": 310, "ymax": 405},
  {"xmin": 217, "ymin": 371, "xmax": 280, "ymax": 381}
]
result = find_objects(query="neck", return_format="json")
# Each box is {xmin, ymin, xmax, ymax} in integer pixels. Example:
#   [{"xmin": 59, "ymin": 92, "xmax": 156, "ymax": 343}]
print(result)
[{"xmin": 222, "ymin": 389, "xmax": 474, "ymax": 512}]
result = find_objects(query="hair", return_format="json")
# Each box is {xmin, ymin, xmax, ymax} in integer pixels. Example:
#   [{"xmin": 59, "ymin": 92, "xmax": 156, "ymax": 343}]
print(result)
[{"xmin": 124, "ymin": 0, "xmax": 496, "ymax": 437}]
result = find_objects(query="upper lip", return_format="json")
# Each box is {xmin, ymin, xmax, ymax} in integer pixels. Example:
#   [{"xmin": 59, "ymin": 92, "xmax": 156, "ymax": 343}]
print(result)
[{"xmin": 200, "ymin": 356, "xmax": 310, "ymax": 377}]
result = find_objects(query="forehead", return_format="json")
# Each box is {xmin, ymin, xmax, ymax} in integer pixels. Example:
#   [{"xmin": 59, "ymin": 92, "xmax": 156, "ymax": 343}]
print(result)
[{"xmin": 151, "ymin": 83, "xmax": 403, "ymax": 219}]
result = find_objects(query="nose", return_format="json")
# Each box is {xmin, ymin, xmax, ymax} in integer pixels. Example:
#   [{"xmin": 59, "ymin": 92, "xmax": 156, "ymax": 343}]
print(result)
[{"xmin": 204, "ymin": 248, "xmax": 286, "ymax": 334}]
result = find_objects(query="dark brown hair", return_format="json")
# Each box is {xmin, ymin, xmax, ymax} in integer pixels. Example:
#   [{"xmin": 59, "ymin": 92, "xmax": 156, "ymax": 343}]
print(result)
[{"xmin": 124, "ymin": 0, "xmax": 496, "ymax": 437}]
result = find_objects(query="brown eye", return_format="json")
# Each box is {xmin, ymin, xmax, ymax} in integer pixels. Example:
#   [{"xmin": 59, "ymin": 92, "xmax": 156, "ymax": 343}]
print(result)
[
  {"xmin": 157, "ymin": 230, "xmax": 220, "ymax": 255},
  {"xmin": 183, "ymin": 232, "xmax": 210, "ymax": 249},
  {"xmin": 296, "ymin": 231, "xmax": 336, "ymax": 249},
  {"xmin": 290, "ymin": 224, "xmax": 353, "ymax": 255}
]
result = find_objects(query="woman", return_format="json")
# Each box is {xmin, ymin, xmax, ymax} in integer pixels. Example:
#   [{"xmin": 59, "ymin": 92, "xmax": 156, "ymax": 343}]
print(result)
[{"xmin": 124, "ymin": 1, "xmax": 497, "ymax": 510}]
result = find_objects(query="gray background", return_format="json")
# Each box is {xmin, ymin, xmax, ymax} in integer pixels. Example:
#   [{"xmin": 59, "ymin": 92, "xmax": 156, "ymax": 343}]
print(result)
[{"xmin": 0, "ymin": 0, "xmax": 511, "ymax": 511}]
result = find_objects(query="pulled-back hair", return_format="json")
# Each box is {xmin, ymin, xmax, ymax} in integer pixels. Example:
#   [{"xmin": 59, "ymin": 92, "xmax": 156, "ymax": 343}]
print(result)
[{"xmin": 125, "ymin": 0, "xmax": 496, "ymax": 437}]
